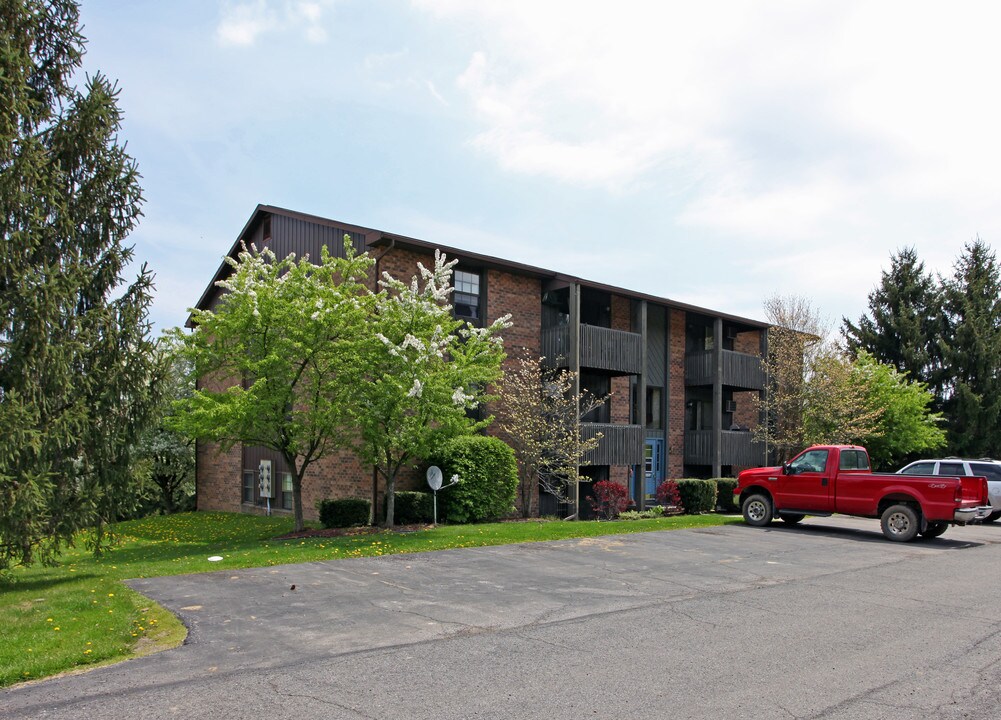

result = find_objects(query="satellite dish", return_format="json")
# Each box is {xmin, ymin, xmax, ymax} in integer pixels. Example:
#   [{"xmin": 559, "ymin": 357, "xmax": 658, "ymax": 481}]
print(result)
[{"xmin": 426, "ymin": 465, "xmax": 443, "ymax": 491}]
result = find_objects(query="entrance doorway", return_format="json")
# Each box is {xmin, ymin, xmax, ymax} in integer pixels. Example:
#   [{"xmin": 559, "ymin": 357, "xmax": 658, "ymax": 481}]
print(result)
[{"xmin": 644, "ymin": 438, "xmax": 664, "ymax": 500}]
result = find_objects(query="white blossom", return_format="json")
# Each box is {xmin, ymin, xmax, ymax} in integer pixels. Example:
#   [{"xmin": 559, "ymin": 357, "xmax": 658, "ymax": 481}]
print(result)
[{"xmin": 408, "ymin": 379, "xmax": 423, "ymax": 398}]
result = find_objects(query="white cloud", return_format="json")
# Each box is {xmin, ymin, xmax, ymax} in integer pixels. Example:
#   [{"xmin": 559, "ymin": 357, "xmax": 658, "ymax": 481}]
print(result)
[
  {"xmin": 217, "ymin": 0, "xmax": 333, "ymax": 47},
  {"xmin": 413, "ymin": 0, "xmax": 1001, "ymax": 261}
]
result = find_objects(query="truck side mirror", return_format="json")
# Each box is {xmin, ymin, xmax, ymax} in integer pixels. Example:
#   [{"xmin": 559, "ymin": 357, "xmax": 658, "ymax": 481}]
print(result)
[{"xmin": 782, "ymin": 462, "xmax": 792, "ymax": 475}]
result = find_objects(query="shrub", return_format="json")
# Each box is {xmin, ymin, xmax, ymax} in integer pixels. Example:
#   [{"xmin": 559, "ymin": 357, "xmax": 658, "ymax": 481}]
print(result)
[
  {"xmin": 431, "ymin": 435, "xmax": 519, "ymax": 523},
  {"xmin": 316, "ymin": 497, "xmax": 371, "ymax": 528},
  {"xmin": 391, "ymin": 491, "xmax": 434, "ymax": 525},
  {"xmin": 590, "ymin": 480, "xmax": 630, "ymax": 520},
  {"xmin": 676, "ymin": 479, "xmax": 718, "ymax": 514},
  {"xmin": 655, "ymin": 479, "xmax": 684, "ymax": 513},
  {"xmin": 714, "ymin": 478, "xmax": 739, "ymax": 512},
  {"xmin": 618, "ymin": 506, "xmax": 665, "ymax": 521}
]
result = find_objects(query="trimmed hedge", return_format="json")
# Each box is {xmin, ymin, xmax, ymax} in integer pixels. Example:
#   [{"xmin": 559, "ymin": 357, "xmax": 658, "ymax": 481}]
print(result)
[
  {"xmin": 390, "ymin": 490, "xmax": 434, "ymax": 525},
  {"xmin": 431, "ymin": 435, "xmax": 518, "ymax": 523},
  {"xmin": 676, "ymin": 479, "xmax": 718, "ymax": 514},
  {"xmin": 316, "ymin": 497, "xmax": 371, "ymax": 528},
  {"xmin": 714, "ymin": 478, "xmax": 739, "ymax": 513}
]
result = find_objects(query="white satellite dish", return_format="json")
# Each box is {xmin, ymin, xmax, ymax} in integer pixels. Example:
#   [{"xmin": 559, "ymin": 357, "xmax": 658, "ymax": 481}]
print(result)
[{"xmin": 426, "ymin": 465, "xmax": 443, "ymax": 491}]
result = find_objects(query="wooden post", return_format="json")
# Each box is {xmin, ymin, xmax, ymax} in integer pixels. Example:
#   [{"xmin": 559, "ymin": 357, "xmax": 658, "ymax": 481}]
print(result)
[
  {"xmin": 713, "ymin": 317, "xmax": 723, "ymax": 478},
  {"xmin": 570, "ymin": 283, "xmax": 581, "ymax": 519}
]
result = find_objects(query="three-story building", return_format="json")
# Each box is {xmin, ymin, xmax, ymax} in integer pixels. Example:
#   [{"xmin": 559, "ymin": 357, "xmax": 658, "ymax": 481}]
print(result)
[{"xmin": 191, "ymin": 205, "xmax": 769, "ymax": 520}]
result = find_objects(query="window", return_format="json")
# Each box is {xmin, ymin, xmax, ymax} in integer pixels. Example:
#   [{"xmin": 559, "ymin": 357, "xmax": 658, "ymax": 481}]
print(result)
[
  {"xmin": 646, "ymin": 387, "xmax": 662, "ymax": 429},
  {"xmin": 281, "ymin": 472, "xmax": 294, "ymax": 510},
  {"xmin": 969, "ymin": 462, "xmax": 1001, "ymax": 481},
  {"xmin": 901, "ymin": 462, "xmax": 935, "ymax": 475},
  {"xmin": 580, "ymin": 373, "xmax": 610, "ymax": 424},
  {"xmin": 453, "ymin": 270, "xmax": 481, "ymax": 322},
  {"xmin": 242, "ymin": 470, "xmax": 255, "ymax": 503},
  {"xmin": 939, "ymin": 461, "xmax": 965, "ymax": 476},
  {"xmin": 789, "ymin": 449, "xmax": 829, "ymax": 474},
  {"xmin": 839, "ymin": 450, "xmax": 870, "ymax": 470}
]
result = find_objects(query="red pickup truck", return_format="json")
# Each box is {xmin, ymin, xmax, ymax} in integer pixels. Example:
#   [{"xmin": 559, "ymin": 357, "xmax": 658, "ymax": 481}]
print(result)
[{"xmin": 735, "ymin": 445, "xmax": 992, "ymax": 541}]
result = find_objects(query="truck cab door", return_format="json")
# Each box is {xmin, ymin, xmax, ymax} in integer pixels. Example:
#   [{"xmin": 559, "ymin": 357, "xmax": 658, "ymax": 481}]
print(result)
[{"xmin": 777, "ymin": 448, "xmax": 833, "ymax": 512}]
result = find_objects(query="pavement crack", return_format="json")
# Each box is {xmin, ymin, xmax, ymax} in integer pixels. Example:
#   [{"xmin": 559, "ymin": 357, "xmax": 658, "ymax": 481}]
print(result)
[{"xmin": 266, "ymin": 678, "xmax": 379, "ymax": 718}]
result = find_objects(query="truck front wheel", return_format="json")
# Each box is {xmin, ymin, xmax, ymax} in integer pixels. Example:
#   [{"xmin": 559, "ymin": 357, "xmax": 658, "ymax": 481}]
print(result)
[
  {"xmin": 742, "ymin": 493, "xmax": 773, "ymax": 527},
  {"xmin": 881, "ymin": 504, "xmax": 920, "ymax": 542}
]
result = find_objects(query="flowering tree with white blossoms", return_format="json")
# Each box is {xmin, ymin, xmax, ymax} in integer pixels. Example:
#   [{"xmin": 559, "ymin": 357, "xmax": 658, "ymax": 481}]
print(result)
[
  {"xmin": 347, "ymin": 251, "xmax": 510, "ymax": 526},
  {"xmin": 494, "ymin": 354, "xmax": 608, "ymax": 517},
  {"xmin": 173, "ymin": 241, "xmax": 373, "ymax": 532}
]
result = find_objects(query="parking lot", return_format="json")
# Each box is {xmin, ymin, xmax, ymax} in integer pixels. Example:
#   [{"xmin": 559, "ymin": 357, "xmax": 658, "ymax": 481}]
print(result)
[{"xmin": 4, "ymin": 516, "xmax": 1001, "ymax": 719}]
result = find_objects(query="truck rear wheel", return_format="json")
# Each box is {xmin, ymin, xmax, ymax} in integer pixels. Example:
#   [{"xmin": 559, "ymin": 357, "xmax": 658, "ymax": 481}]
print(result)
[
  {"xmin": 742, "ymin": 493, "xmax": 773, "ymax": 527},
  {"xmin": 881, "ymin": 504, "xmax": 920, "ymax": 542},
  {"xmin": 920, "ymin": 521, "xmax": 948, "ymax": 538},
  {"xmin": 984, "ymin": 511, "xmax": 1000, "ymax": 524}
]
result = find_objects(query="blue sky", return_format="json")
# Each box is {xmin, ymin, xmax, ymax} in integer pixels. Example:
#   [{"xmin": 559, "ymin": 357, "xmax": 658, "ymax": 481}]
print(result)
[{"xmin": 78, "ymin": 0, "xmax": 1001, "ymax": 334}]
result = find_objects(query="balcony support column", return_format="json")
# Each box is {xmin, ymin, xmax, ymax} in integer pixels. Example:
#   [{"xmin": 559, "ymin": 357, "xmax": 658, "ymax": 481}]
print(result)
[
  {"xmin": 570, "ymin": 283, "xmax": 581, "ymax": 519},
  {"xmin": 637, "ymin": 300, "xmax": 648, "ymax": 509},
  {"xmin": 713, "ymin": 318, "xmax": 723, "ymax": 477}
]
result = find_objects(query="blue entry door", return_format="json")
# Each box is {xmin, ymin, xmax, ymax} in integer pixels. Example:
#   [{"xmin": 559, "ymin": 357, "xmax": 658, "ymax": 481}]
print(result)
[{"xmin": 644, "ymin": 439, "xmax": 664, "ymax": 498}]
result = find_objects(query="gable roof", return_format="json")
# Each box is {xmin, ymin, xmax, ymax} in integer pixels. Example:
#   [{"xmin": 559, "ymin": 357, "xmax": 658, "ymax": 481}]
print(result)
[{"xmin": 189, "ymin": 204, "xmax": 769, "ymax": 330}]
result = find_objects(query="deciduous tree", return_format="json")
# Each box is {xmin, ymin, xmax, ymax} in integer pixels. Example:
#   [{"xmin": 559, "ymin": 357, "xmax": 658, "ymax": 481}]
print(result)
[
  {"xmin": 493, "ymin": 354, "xmax": 608, "ymax": 517},
  {"xmin": 347, "ymin": 252, "xmax": 509, "ymax": 526},
  {"xmin": 1, "ymin": 0, "xmax": 159, "ymax": 569},
  {"xmin": 174, "ymin": 242, "xmax": 373, "ymax": 532}
]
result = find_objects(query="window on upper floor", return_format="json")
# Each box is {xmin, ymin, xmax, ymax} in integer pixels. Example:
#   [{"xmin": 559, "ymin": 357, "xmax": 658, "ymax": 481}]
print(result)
[{"xmin": 453, "ymin": 269, "xmax": 482, "ymax": 325}]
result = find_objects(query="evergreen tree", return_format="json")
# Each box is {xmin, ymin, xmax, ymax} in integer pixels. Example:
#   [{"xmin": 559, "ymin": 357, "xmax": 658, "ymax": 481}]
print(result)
[
  {"xmin": 0, "ymin": 1, "xmax": 158, "ymax": 569},
  {"xmin": 842, "ymin": 247, "xmax": 944, "ymax": 401},
  {"xmin": 940, "ymin": 239, "xmax": 1001, "ymax": 457}
]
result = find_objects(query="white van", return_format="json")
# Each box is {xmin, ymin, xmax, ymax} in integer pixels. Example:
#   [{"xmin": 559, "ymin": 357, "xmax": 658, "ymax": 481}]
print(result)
[{"xmin": 898, "ymin": 458, "xmax": 1001, "ymax": 523}]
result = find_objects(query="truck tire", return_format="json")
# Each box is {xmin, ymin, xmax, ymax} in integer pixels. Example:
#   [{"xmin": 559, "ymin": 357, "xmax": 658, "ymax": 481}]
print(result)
[
  {"xmin": 881, "ymin": 504, "xmax": 920, "ymax": 542},
  {"xmin": 984, "ymin": 511, "xmax": 1000, "ymax": 524},
  {"xmin": 920, "ymin": 521, "xmax": 948, "ymax": 538},
  {"xmin": 742, "ymin": 493, "xmax": 773, "ymax": 527},
  {"xmin": 779, "ymin": 512, "xmax": 804, "ymax": 524}
]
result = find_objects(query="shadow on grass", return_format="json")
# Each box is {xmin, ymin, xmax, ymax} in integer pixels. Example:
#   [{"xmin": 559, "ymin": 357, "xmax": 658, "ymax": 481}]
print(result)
[{"xmin": 0, "ymin": 572, "xmax": 102, "ymax": 592}]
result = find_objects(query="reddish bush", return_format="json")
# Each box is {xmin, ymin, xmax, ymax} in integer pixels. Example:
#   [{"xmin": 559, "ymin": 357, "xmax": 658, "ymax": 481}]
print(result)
[
  {"xmin": 655, "ymin": 479, "xmax": 684, "ymax": 514},
  {"xmin": 590, "ymin": 480, "xmax": 630, "ymax": 520}
]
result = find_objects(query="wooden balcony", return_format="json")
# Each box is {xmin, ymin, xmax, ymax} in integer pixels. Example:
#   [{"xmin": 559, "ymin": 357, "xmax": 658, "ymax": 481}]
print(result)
[
  {"xmin": 541, "ymin": 324, "xmax": 643, "ymax": 376},
  {"xmin": 581, "ymin": 423, "xmax": 644, "ymax": 466},
  {"xmin": 684, "ymin": 429, "xmax": 766, "ymax": 468},
  {"xmin": 684, "ymin": 349, "xmax": 765, "ymax": 390}
]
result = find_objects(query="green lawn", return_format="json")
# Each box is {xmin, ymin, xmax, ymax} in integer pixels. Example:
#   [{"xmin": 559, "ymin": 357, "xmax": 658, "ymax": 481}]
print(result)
[{"xmin": 0, "ymin": 511, "xmax": 739, "ymax": 687}]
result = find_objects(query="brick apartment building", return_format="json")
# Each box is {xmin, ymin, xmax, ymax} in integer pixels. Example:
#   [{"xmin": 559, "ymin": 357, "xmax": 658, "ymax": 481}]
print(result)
[{"xmin": 190, "ymin": 205, "xmax": 769, "ymax": 520}]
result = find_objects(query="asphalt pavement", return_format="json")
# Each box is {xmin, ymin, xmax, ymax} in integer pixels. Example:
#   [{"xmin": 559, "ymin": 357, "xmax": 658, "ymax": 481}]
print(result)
[{"xmin": 3, "ymin": 516, "xmax": 1001, "ymax": 719}]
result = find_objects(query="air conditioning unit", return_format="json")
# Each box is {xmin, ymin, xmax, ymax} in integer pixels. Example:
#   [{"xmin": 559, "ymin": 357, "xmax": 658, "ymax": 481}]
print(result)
[{"xmin": 724, "ymin": 400, "xmax": 738, "ymax": 413}]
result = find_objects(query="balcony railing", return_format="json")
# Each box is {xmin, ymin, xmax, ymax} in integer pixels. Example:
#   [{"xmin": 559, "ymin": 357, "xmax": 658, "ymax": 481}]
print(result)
[
  {"xmin": 684, "ymin": 349, "xmax": 765, "ymax": 390},
  {"xmin": 581, "ymin": 423, "xmax": 644, "ymax": 466},
  {"xmin": 683, "ymin": 429, "xmax": 766, "ymax": 468},
  {"xmin": 542, "ymin": 324, "xmax": 643, "ymax": 376}
]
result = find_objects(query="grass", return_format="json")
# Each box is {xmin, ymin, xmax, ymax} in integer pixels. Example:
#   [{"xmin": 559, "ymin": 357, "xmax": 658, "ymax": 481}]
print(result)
[{"xmin": 0, "ymin": 511, "xmax": 740, "ymax": 687}]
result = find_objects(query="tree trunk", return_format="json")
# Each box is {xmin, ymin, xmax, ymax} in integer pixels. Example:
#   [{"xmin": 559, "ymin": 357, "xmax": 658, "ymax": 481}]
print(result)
[
  {"xmin": 382, "ymin": 470, "xmax": 396, "ymax": 527},
  {"xmin": 285, "ymin": 453, "xmax": 305, "ymax": 532}
]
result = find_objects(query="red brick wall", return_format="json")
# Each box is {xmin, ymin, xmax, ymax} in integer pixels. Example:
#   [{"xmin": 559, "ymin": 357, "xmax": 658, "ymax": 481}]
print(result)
[
  {"xmin": 733, "ymin": 330, "xmax": 762, "ymax": 431},
  {"xmin": 610, "ymin": 294, "xmax": 632, "ymax": 426},
  {"xmin": 196, "ymin": 440, "xmax": 242, "ymax": 512},
  {"xmin": 667, "ymin": 309, "xmax": 686, "ymax": 479}
]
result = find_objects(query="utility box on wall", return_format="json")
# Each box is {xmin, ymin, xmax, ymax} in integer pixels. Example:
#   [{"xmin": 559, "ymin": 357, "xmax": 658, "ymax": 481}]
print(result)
[{"xmin": 258, "ymin": 460, "xmax": 273, "ymax": 499}]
